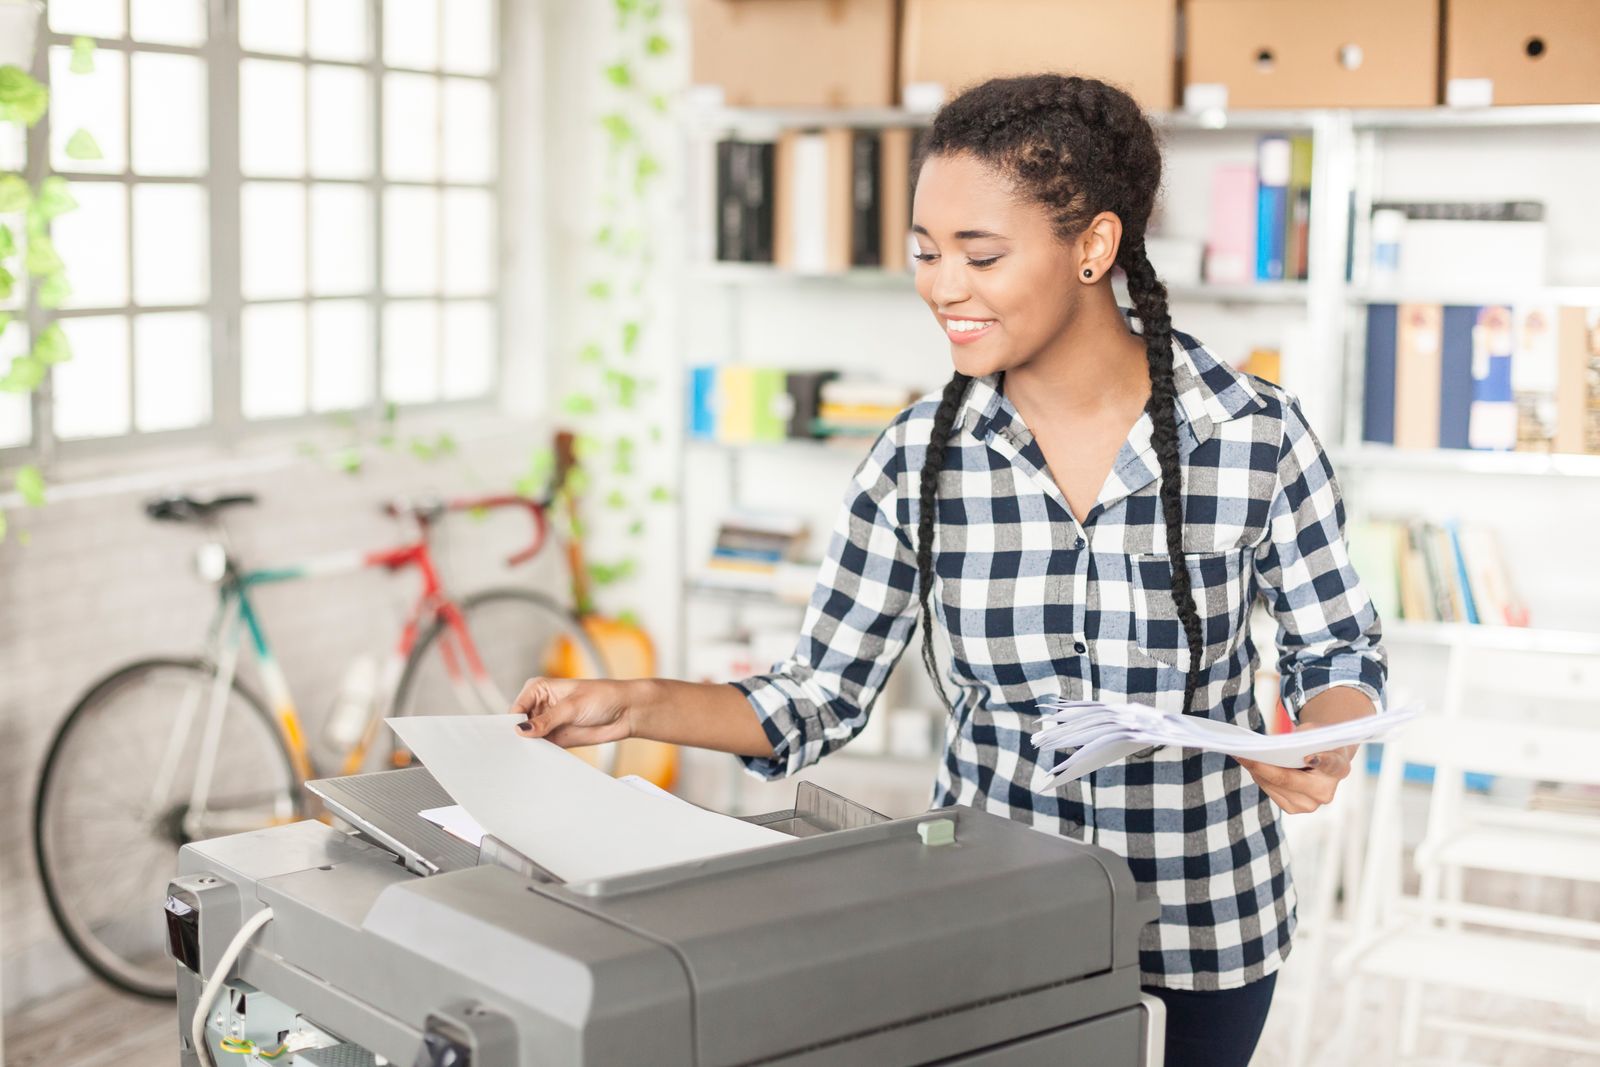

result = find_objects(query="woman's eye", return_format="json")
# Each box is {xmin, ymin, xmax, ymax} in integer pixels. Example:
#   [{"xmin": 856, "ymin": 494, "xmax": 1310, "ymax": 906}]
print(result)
[
  {"xmin": 913, "ymin": 252, "xmax": 938, "ymax": 263},
  {"xmin": 913, "ymin": 253, "xmax": 1000, "ymax": 268},
  {"xmin": 968, "ymin": 257, "xmax": 999, "ymax": 269}
]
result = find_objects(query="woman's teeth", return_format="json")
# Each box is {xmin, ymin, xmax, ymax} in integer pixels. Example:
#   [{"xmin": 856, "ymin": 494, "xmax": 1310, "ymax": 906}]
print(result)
[{"xmin": 948, "ymin": 320, "xmax": 993, "ymax": 332}]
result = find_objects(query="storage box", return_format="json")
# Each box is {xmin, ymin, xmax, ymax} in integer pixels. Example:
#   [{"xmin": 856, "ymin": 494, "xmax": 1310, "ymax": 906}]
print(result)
[
  {"xmin": 899, "ymin": 0, "xmax": 1178, "ymax": 113},
  {"xmin": 1184, "ymin": 0, "xmax": 1437, "ymax": 110},
  {"xmin": 1445, "ymin": 0, "xmax": 1600, "ymax": 106},
  {"xmin": 689, "ymin": 0, "xmax": 898, "ymax": 108}
]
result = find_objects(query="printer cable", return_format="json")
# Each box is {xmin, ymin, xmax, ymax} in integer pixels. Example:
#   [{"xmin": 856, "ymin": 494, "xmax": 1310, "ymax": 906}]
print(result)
[{"xmin": 191, "ymin": 906, "xmax": 276, "ymax": 1067}]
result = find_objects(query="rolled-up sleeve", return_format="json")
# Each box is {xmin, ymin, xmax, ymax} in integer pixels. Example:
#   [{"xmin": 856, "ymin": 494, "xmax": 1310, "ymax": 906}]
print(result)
[
  {"xmin": 729, "ymin": 417, "xmax": 923, "ymax": 779},
  {"xmin": 1252, "ymin": 392, "xmax": 1388, "ymax": 723}
]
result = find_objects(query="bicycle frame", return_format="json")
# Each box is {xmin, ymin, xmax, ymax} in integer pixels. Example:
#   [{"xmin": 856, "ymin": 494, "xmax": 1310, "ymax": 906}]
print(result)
[{"xmin": 149, "ymin": 497, "xmax": 551, "ymax": 835}]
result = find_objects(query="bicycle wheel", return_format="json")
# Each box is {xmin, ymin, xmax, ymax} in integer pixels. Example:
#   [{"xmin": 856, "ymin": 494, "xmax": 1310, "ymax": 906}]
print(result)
[
  {"xmin": 34, "ymin": 658, "xmax": 301, "ymax": 999},
  {"xmin": 389, "ymin": 588, "xmax": 615, "ymax": 768}
]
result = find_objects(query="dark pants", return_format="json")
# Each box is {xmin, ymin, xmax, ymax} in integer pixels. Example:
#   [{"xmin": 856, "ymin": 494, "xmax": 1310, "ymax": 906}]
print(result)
[{"xmin": 1142, "ymin": 971, "xmax": 1278, "ymax": 1067}]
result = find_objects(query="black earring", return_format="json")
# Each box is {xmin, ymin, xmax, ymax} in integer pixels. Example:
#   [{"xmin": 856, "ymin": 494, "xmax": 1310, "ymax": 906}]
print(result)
[{"xmin": 1082, "ymin": 268, "xmax": 1093, "ymax": 278}]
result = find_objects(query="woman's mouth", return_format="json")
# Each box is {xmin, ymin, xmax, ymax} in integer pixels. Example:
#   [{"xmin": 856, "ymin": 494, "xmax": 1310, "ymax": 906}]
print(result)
[{"xmin": 945, "ymin": 318, "xmax": 996, "ymax": 344}]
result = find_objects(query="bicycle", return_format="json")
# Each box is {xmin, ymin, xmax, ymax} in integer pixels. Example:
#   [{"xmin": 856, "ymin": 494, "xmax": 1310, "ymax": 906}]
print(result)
[{"xmin": 33, "ymin": 489, "xmax": 609, "ymax": 999}]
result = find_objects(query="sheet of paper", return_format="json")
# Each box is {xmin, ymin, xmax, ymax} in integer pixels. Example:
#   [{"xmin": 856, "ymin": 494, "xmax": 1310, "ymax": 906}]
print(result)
[
  {"xmin": 388, "ymin": 715, "xmax": 788, "ymax": 883},
  {"xmin": 419, "ymin": 777, "xmax": 688, "ymax": 848}
]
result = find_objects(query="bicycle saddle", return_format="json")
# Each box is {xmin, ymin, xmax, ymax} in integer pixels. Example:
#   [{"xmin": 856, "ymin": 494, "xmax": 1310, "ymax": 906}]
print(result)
[{"xmin": 144, "ymin": 492, "xmax": 258, "ymax": 523}]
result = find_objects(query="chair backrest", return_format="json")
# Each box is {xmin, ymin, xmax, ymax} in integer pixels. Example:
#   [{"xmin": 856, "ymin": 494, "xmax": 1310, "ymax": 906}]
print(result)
[{"xmin": 1394, "ymin": 714, "xmax": 1600, "ymax": 789}]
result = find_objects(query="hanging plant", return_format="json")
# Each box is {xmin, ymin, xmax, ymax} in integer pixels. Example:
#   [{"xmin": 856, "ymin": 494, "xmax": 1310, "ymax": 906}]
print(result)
[
  {"xmin": 0, "ymin": 8, "xmax": 104, "ymax": 542},
  {"xmin": 518, "ymin": 0, "xmax": 677, "ymax": 617}
]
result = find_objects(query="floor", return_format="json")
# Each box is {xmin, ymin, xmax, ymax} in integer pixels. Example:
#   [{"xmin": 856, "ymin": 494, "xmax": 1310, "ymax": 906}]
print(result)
[{"xmin": 8, "ymin": 940, "xmax": 1599, "ymax": 1067}]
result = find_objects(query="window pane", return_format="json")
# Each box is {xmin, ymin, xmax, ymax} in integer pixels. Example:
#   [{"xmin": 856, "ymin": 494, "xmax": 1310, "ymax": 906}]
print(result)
[
  {"xmin": 132, "ymin": 53, "xmax": 207, "ymax": 176},
  {"xmin": 442, "ymin": 78, "xmax": 494, "ymax": 184},
  {"xmin": 384, "ymin": 0, "xmax": 438, "ymax": 69},
  {"xmin": 55, "ymin": 182, "xmax": 128, "ymax": 309},
  {"xmin": 310, "ymin": 184, "xmax": 372, "ymax": 295},
  {"xmin": 134, "ymin": 311, "xmax": 209, "ymax": 430},
  {"xmin": 49, "ymin": 0, "xmax": 124, "ymax": 38},
  {"xmin": 382, "ymin": 73, "xmax": 438, "ymax": 181},
  {"xmin": 309, "ymin": 65, "xmax": 371, "ymax": 178},
  {"xmin": 131, "ymin": 0, "xmax": 206, "ymax": 46},
  {"xmin": 133, "ymin": 183, "xmax": 208, "ymax": 306},
  {"xmin": 242, "ymin": 302, "xmax": 307, "ymax": 419},
  {"xmin": 442, "ymin": 0, "xmax": 494, "ymax": 75},
  {"xmin": 54, "ymin": 315, "xmax": 130, "ymax": 439},
  {"xmin": 311, "ymin": 299, "xmax": 373, "ymax": 412},
  {"xmin": 382, "ymin": 187, "xmax": 438, "ymax": 296},
  {"xmin": 442, "ymin": 188, "xmax": 492, "ymax": 296},
  {"xmin": 0, "ymin": 121, "xmax": 24, "ymax": 172},
  {"xmin": 240, "ymin": 59, "xmax": 306, "ymax": 177},
  {"xmin": 240, "ymin": 0, "xmax": 304, "ymax": 55},
  {"xmin": 310, "ymin": 0, "xmax": 369, "ymax": 62},
  {"xmin": 242, "ymin": 183, "xmax": 306, "ymax": 300},
  {"xmin": 382, "ymin": 300, "xmax": 438, "ymax": 403},
  {"xmin": 0, "ymin": 322, "xmax": 30, "ymax": 449},
  {"xmin": 441, "ymin": 301, "xmax": 493, "ymax": 399},
  {"xmin": 50, "ymin": 47, "xmax": 126, "ymax": 174}
]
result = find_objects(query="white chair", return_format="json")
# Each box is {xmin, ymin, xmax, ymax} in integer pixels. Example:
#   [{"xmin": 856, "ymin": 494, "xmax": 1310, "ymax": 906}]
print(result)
[{"xmin": 1333, "ymin": 700, "xmax": 1600, "ymax": 1064}]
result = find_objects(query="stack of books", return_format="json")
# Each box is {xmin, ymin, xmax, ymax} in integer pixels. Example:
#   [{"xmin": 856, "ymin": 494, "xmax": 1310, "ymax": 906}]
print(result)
[
  {"xmin": 814, "ymin": 377, "xmax": 917, "ymax": 438},
  {"xmin": 1348, "ymin": 517, "xmax": 1529, "ymax": 627},
  {"xmin": 1363, "ymin": 303, "xmax": 1600, "ymax": 454},
  {"xmin": 1204, "ymin": 132, "xmax": 1314, "ymax": 285},
  {"xmin": 697, "ymin": 511, "xmax": 813, "ymax": 596},
  {"xmin": 705, "ymin": 127, "xmax": 925, "ymax": 273},
  {"xmin": 687, "ymin": 366, "xmax": 919, "ymax": 445}
]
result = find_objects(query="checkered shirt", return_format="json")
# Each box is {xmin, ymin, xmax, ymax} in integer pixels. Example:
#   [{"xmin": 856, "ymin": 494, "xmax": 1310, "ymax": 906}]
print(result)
[{"xmin": 729, "ymin": 312, "xmax": 1389, "ymax": 990}]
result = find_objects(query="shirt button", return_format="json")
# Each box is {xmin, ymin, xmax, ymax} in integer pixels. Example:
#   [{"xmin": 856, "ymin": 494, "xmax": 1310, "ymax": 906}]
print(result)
[
  {"xmin": 1073, "ymin": 640, "xmax": 1087, "ymax": 654},
  {"xmin": 1073, "ymin": 537, "xmax": 1085, "ymax": 549}
]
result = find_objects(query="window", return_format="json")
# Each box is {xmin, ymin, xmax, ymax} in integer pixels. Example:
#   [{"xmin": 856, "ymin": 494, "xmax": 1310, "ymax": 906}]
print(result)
[{"xmin": 0, "ymin": 0, "xmax": 500, "ymax": 459}]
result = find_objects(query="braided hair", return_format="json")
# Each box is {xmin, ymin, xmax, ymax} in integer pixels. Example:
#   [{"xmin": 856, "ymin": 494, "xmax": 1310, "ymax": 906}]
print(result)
[{"xmin": 913, "ymin": 73, "xmax": 1204, "ymax": 719}]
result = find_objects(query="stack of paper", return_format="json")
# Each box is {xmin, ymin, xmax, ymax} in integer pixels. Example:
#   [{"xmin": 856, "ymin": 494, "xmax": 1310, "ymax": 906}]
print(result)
[
  {"xmin": 1030, "ymin": 698, "xmax": 1418, "ymax": 789},
  {"xmin": 388, "ymin": 715, "xmax": 789, "ymax": 883}
]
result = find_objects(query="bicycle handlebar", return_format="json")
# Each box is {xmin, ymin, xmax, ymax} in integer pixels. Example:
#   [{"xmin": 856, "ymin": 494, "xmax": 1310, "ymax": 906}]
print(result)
[{"xmin": 381, "ymin": 494, "xmax": 550, "ymax": 568}]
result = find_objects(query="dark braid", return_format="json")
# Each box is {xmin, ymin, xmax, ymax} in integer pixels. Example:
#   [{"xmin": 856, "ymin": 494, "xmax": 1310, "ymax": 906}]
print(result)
[
  {"xmin": 917, "ymin": 372, "xmax": 973, "ymax": 713},
  {"xmin": 912, "ymin": 73, "xmax": 1205, "ymax": 716}
]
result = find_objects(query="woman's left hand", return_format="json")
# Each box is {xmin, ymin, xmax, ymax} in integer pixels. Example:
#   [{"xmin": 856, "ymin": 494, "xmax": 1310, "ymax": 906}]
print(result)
[{"xmin": 1235, "ymin": 726, "xmax": 1355, "ymax": 815}]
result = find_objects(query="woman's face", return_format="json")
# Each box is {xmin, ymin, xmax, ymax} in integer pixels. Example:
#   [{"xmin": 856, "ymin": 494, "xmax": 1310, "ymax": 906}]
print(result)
[{"xmin": 912, "ymin": 152, "xmax": 1082, "ymax": 379}]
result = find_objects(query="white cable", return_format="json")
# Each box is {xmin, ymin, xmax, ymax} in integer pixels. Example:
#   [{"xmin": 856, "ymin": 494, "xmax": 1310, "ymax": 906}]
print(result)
[{"xmin": 190, "ymin": 906, "xmax": 275, "ymax": 1067}]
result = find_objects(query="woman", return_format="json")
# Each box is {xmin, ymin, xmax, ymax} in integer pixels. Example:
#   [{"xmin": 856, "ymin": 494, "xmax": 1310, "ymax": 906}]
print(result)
[{"xmin": 514, "ymin": 73, "xmax": 1387, "ymax": 1067}]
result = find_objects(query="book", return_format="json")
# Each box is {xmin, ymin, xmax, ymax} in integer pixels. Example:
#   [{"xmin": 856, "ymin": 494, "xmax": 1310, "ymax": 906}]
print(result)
[
  {"xmin": 1513, "ymin": 304, "xmax": 1561, "ymax": 452},
  {"xmin": 1394, "ymin": 304, "xmax": 1443, "ymax": 449},
  {"xmin": 1255, "ymin": 134, "xmax": 1290, "ymax": 282},
  {"xmin": 849, "ymin": 129, "xmax": 882, "ymax": 267},
  {"xmin": 1467, "ymin": 304, "xmax": 1517, "ymax": 451},
  {"xmin": 1205, "ymin": 163, "xmax": 1256, "ymax": 285},
  {"xmin": 879, "ymin": 127, "xmax": 913, "ymax": 272},
  {"xmin": 1284, "ymin": 134, "xmax": 1313, "ymax": 281},
  {"xmin": 687, "ymin": 365, "xmax": 717, "ymax": 440},
  {"xmin": 1362, "ymin": 303, "xmax": 1398, "ymax": 445}
]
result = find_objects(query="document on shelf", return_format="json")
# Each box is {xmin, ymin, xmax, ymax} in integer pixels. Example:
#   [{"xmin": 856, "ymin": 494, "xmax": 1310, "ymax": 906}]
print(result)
[
  {"xmin": 388, "ymin": 714, "xmax": 788, "ymax": 883},
  {"xmin": 1030, "ymin": 697, "xmax": 1418, "ymax": 789}
]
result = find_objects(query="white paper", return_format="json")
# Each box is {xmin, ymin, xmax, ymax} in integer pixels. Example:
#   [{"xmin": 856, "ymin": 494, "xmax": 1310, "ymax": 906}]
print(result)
[
  {"xmin": 1030, "ymin": 698, "xmax": 1418, "ymax": 789},
  {"xmin": 419, "ymin": 776, "xmax": 687, "ymax": 848},
  {"xmin": 388, "ymin": 715, "xmax": 788, "ymax": 882}
]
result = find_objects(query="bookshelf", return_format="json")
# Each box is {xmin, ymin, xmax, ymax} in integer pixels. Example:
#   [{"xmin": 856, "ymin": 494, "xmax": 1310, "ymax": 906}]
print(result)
[{"xmin": 673, "ymin": 100, "xmax": 1600, "ymax": 805}]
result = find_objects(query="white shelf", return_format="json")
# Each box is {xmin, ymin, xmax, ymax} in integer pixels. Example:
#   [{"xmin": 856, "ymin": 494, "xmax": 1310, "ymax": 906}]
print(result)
[
  {"xmin": 686, "ymin": 436, "xmax": 874, "ymax": 458},
  {"xmin": 1331, "ymin": 444, "xmax": 1600, "ymax": 479},
  {"xmin": 1383, "ymin": 620, "xmax": 1600, "ymax": 656},
  {"xmin": 1347, "ymin": 286, "xmax": 1600, "ymax": 307},
  {"xmin": 689, "ymin": 263, "xmax": 916, "ymax": 287},
  {"xmin": 685, "ymin": 581, "xmax": 806, "ymax": 609},
  {"xmin": 683, "ymin": 102, "xmax": 1600, "ymax": 135}
]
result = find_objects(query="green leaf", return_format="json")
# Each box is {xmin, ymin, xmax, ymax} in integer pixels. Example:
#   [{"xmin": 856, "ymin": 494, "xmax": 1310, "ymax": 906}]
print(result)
[
  {"xmin": 649, "ymin": 485, "xmax": 671, "ymax": 503},
  {"xmin": 585, "ymin": 279, "xmax": 611, "ymax": 300},
  {"xmin": 25, "ymin": 234, "xmax": 62, "ymax": 277},
  {"xmin": 0, "ymin": 508, "xmax": 7, "ymax": 541},
  {"xmin": 645, "ymin": 34, "xmax": 671, "ymax": 57},
  {"xmin": 434, "ymin": 432, "xmax": 456, "ymax": 455},
  {"xmin": 603, "ymin": 367, "xmax": 637, "ymax": 408},
  {"xmin": 334, "ymin": 448, "xmax": 364, "ymax": 474},
  {"xmin": 33, "ymin": 324, "xmax": 71, "ymax": 365},
  {"xmin": 467, "ymin": 504, "xmax": 490, "ymax": 522},
  {"xmin": 635, "ymin": 153, "xmax": 660, "ymax": 189},
  {"xmin": 35, "ymin": 177, "xmax": 77, "ymax": 220},
  {"xmin": 0, "ymin": 355, "xmax": 44, "ymax": 392},
  {"xmin": 649, "ymin": 424, "xmax": 662, "ymax": 443},
  {"xmin": 577, "ymin": 341, "xmax": 603, "ymax": 364},
  {"xmin": 0, "ymin": 265, "xmax": 13, "ymax": 303},
  {"xmin": 604, "ymin": 489, "xmax": 626, "ymax": 510},
  {"xmin": 64, "ymin": 129, "xmax": 103, "ymax": 162},
  {"xmin": 382, "ymin": 401, "xmax": 399, "ymax": 423},
  {"xmin": 0, "ymin": 311, "xmax": 9, "ymax": 338},
  {"xmin": 604, "ymin": 62, "xmax": 632, "ymax": 88},
  {"xmin": 409, "ymin": 437, "xmax": 435, "ymax": 460},
  {"xmin": 375, "ymin": 432, "xmax": 396, "ymax": 450},
  {"xmin": 599, "ymin": 113, "xmax": 634, "ymax": 146},
  {"xmin": 627, "ymin": 519, "xmax": 644, "ymax": 537},
  {"xmin": 37, "ymin": 271, "xmax": 70, "ymax": 309},
  {"xmin": 620, "ymin": 320, "xmax": 640, "ymax": 355},
  {"xmin": 573, "ymin": 433, "xmax": 601, "ymax": 459},
  {"xmin": 14, "ymin": 465, "xmax": 45, "ymax": 507},
  {"xmin": 650, "ymin": 93, "xmax": 669, "ymax": 114},
  {"xmin": 561, "ymin": 392, "xmax": 597, "ymax": 416},
  {"xmin": 0, "ymin": 67, "xmax": 48, "ymax": 127},
  {"xmin": 593, "ymin": 225, "xmax": 613, "ymax": 247},
  {"xmin": 0, "ymin": 223, "xmax": 14, "ymax": 259},
  {"xmin": 563, "ymin": 467, "xmax": 591, "ymax": 495},
  {"xmin": 0, "ymin": 174, "xmax": 29, "ymax": 214},
  {"xmin": 69, "ymin": 36, "xmax": 96, "ymax": 74}
]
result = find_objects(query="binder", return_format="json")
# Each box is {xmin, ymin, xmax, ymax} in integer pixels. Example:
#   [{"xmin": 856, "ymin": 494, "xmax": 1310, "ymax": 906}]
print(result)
[
  {"xmin": 1362, "ymin": 303, "xmax": 1398, "ymax": 444},
  {"xmin": 1394, "ymin": 303, "xmax": 1443, "ymax": 449},
  {"xmin": 1255, "ymin": 135, "xmax": 1290, "ymax": 281},
  {"xmin": 1438, "ymin": 305, "xmax": 1478, "ymax": 449}
]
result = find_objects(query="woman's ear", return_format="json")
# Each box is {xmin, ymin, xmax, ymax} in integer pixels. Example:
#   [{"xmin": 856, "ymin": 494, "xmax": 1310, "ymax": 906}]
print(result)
[{"xmin": 1076, "ymin": 211, "xmax": 1124, "ymax": 282}]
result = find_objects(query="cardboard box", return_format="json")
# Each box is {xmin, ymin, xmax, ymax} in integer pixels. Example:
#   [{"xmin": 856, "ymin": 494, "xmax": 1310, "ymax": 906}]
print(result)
[
  {"xmin": 1446, "ymin": 0, "xmax": 1600, "ymax": 106},
  {"xmin": 690, "ymin": 0, "xmax": 898, "ymax": 108},
  {"xmin": 900, "ymin": 0, "xmax": 1178, "ymax": 113},
  {"xmin": 1184, "ymin": 0, "xmax": 1437, "ymax": 110}
]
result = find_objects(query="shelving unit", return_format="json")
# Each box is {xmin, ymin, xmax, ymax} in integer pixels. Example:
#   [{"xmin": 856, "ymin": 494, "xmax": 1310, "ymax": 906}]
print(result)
[{"xmin": 673, "ymin": 101, "xmax": 1600, "ymax": 802}]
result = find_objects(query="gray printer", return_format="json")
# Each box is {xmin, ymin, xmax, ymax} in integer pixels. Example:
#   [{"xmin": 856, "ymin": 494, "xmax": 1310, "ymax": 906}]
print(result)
[{"xmin": 165, "ymin": 768, "xmax": 1162, "ymax": 1066}]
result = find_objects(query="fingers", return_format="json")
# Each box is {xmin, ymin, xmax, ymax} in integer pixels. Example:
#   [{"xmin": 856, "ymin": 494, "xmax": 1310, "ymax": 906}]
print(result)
[
  {"xmin": 1236, "ymin": 754, "xmax": 1348, "ymax": 813},
  {"xmin": 511, "ymin": 678, "xmax": 578, "ymax": 738}
]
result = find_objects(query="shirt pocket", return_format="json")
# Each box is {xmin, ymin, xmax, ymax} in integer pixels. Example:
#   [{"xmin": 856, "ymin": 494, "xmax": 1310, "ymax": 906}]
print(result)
[{"xmin": 1128, "ymin": 548, "xmax": 1250, "ymax": 675}]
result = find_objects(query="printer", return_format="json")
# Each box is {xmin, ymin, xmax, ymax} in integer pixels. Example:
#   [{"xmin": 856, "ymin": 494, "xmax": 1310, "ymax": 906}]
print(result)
[{"xmin": 166, "ymin": 768, "xmax": 1161, "ymax": 1066}]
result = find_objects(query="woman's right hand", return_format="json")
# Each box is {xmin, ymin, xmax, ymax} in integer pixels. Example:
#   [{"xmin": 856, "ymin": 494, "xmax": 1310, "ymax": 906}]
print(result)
[{"xmin": 511, "ymin": 677, "xmax": 632, "ymax": 748}]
